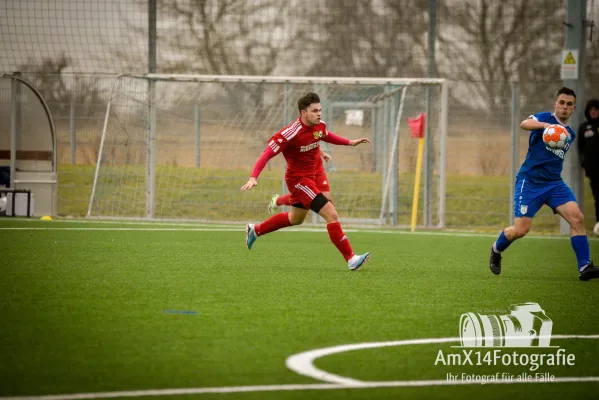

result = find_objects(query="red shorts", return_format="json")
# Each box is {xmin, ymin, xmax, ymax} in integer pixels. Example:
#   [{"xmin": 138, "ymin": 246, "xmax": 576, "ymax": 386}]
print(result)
[
  {"xmin": 287, "ymin": 177, "xmax": 322, "ymax": 209},
  {"xmin": 314, "ymin": 167, "xmax": 330, "ymax": 192}
]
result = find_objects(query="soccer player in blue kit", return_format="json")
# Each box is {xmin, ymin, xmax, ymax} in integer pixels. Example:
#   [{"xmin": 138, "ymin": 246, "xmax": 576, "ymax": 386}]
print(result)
[{"xmin": 489, "ymin": 87, "xmax": 599, "ymax": 281}]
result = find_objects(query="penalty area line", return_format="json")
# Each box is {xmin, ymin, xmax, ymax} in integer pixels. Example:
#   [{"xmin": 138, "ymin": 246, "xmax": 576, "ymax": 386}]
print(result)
[
  {"xmin": 0, "ymin": 227, "xmax": 242, "ymax": 231},
  {"xmin": 286, "ymin": 334, "xmax": 599, "ymax": 385},
  {"xmin": 1, "ymin": 376, "xmax": 599, "ymax": 400},
  {"xmin": 0, "ymin": 225, "xmax": 595, "ymax": 241},
  {"xmin": 3, "ymin": 335, "xmax": 599, "ymax": 400}
]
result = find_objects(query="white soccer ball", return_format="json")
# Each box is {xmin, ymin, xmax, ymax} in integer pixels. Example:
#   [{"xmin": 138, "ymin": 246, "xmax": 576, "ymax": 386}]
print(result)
[
  {"xmin": 557, "ymin": 132, "xmax": 569, "ymax": 149},
  {"xmin": 593, "ymin": 222, "xmax": 599, "ymax": 236},
  {"xmin": 543, "ymin": 125, "xmax": 570, "ymax": 149},
  {"xmin": 0, "ymin": 196, "xmax": 6, "ymax": 213}
]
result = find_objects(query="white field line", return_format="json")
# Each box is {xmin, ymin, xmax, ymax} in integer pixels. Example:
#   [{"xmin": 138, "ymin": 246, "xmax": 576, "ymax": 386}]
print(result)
[
  {"xmin": 286, "ymin": 337, "xmax": 459, "ymax": 385},
  {"xmin": 0, "ymin": 227, "xmax": 243, "ymax": 231},
  {"xmin": 286, "ymin": 334, "xmax": 599, "ymax": 385},
  {"xmin": 0, "ymin": 219, "xmax": 243, "ymax": 228},
  {"xmin": 2, "ymin": 377, "xmax": 599, "ymax": 400},
  {"xmin": 0, "ymin": 224, "xmax": 596, "ymax": 240},
  {"xmin": 1, "ymin": 335, "xmax": 598, "ymax": 400}
]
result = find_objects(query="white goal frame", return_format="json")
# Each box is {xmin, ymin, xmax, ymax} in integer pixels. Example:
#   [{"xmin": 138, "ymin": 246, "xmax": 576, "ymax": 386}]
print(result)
[{"xmin": 87, "ymin": 74, "xmax": 448, "ymax": 227}]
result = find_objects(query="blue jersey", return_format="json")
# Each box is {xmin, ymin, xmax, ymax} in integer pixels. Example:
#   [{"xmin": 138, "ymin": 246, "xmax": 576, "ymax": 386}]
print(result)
[{"xmin": 516, "ymin": 112, "xmax": 576, "ymax": 183}]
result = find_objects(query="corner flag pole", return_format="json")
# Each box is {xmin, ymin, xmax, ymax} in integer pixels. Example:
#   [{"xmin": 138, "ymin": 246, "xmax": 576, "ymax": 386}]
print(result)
[{"xmin": 409, "ymin": 113, "xmax": 426, "ymax": 232}]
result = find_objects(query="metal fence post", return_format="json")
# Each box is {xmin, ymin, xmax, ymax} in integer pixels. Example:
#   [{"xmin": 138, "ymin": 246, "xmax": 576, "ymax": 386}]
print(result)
[
  {"xmin": 194, "ymin": 105, "xmax": 200, "ymax": 168},
  {"xmin": 510, "ymin": 81, "xmax": 520, "ymax": 226},
  {"xmin": 70, "ymin": 98, "xmax": 76, "ymax": 165}
]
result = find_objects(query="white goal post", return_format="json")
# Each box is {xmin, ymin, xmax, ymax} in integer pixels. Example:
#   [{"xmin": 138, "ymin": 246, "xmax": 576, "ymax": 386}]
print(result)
[{"xmin": 87, "ymin": 74, "xmax": 448, "ymax": 227}]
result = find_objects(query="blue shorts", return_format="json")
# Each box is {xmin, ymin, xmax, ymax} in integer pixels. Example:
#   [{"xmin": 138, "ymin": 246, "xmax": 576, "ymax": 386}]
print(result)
[{"xmin": 514, "ymin": 178, "xmax": 577, "ymax": 218}]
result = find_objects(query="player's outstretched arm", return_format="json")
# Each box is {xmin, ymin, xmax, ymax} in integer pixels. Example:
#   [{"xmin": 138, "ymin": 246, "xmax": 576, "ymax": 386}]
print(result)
[
  {"xmin": 348, "ymin": 138, "xmax": 371, "ymax": 146},
  {"xmin": 520, "ymin": 117, "xmax": 550, "ymax": 131},
  {"xmin": 241, "ymin": 177, "xmax": 258, "ymax": 191},
  {"xmin": 324, "ymin": 132, "xmax": 371, "ymax": 147},
  {"xmin": 240, "ymin": 147, "xmax": 277, "ymax": 192}
]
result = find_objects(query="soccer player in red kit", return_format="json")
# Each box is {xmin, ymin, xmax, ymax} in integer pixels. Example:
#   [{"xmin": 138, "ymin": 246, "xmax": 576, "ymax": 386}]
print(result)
[
  {"xmin": 268, "ymin": 148, "xmax": 332, "ymax": 215},
  {"xmin": 240, "ymin": 92, "xmax": 371, "ymax": 270}
]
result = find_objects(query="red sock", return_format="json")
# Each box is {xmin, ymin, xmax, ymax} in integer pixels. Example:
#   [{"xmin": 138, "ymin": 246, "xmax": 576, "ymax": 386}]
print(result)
[
  {"xmin": 255, "ymin": 212, "xmax": 291, "ymax": 236},
  {"xmin": 276, "ymin": 194, "xmax": 292, "ymax": 206},
  {"xmin": 327, "ymin": 222, "xmax": 354, "ymax": 261}
]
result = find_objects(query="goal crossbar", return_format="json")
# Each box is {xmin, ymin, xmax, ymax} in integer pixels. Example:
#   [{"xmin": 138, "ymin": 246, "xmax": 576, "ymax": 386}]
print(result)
[{"xmin": 130, "ymin": 73, "xmax": 447, "ymax": 86}]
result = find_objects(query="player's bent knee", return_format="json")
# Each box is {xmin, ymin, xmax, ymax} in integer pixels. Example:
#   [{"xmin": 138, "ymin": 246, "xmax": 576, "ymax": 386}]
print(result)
[
  {"xmin": 317, "ymin": 202, "xmax": 339, "ymax": 223},
  {"xmin": 325, "ymin": 210, "xmax": 339, "ymax": 223},
  {"xmin": 289, "ymin": 216, "xmax": 304, "ymax": 226},
  {"xmin": 512, "ymin": 225, "xmax": 530, "ymax": 239},
  {"xmin": 289, "ymin": 206, "xmax": 308, "ymax": 225},
  {"xmin": 515, "ymin": 227, "xmax": 530, "ymax": 238},
  {"xmin": 288, "ymin": 212, "xmax": 306, "ymax": 225},
  {"xmin": 571, "ymin": 212, "xmax": 585, "ymax": 228},
  {"xmin": 514, "ymin": 230, "xmax": 527, "ymax": 239},
  {"xmin": 310, "ymin": 193, "xmax": 329, "ymax": 214}
]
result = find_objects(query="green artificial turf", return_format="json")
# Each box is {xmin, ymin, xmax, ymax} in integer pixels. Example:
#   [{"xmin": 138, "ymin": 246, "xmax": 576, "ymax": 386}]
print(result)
[{"xmin": 1, "ymin": 219, "xmax": 598, "ymax": 400}]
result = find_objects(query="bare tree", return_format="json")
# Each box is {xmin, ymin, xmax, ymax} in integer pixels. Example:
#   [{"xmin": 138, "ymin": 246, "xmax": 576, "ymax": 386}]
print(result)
[
  {"xmin": 117, "ymin": 0, "xmax": 294, "ymax": 76},
  {"xmin": 18, "ymin": 54, "xmax": 106, "ymax": 118},
  {"xmin": 108, "ymin": 0, "xmax": 303, "ymax": 117},
  {"xmin": 296, "ymin": 0, "xmax": 434, "ymax": 77},
  {"xmin": 438, "ymin": 0, "xmax": 563, "ymax": 115}
]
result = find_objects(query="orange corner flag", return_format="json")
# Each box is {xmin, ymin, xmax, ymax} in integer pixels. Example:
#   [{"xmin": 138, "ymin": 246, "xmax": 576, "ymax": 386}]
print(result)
[{"xmin": 408, "ymin": 112, "xmax": 426, "ymax": 139}]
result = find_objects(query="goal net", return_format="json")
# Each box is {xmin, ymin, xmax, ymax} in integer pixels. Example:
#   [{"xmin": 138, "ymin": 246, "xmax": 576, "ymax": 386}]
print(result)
[{"xmin": 87, "ymin": 74, "xmax": 447, "ymax": 227}]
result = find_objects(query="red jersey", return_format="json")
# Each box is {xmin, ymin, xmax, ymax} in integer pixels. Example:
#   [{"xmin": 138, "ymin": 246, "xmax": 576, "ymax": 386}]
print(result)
[
  {"xmin": 267, "ymin": 118, "xmax": 328, "ymax": 180},
  {"xmin": 315, "ymin": 151, "xmax": 324, "ymax": 172}
]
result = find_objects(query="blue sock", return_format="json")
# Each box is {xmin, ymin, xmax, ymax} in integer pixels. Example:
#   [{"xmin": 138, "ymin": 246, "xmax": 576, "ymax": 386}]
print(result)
[
  {"xmin": 570, "ymin": 235, "xmax": 591, "ymax": 271},
  {"xmin": 493, "ymin": 231, "xmax": 512, "ymax": 253}
]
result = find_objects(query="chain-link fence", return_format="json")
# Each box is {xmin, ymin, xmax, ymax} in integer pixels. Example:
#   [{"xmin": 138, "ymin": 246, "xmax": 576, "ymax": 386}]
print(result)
[{"xmin": 1, "ymin": 0, "xmax": 598, "ymax": 231}]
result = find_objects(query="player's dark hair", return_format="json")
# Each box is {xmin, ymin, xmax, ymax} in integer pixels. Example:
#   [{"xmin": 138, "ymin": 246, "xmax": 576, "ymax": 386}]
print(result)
[
  {"xmin": 298, "ymin": 92, "xmax": 321, "ymax": 113},
  {"xmin": 557, "ymin": 87, "xmax": 576, "ymax": 99}
]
